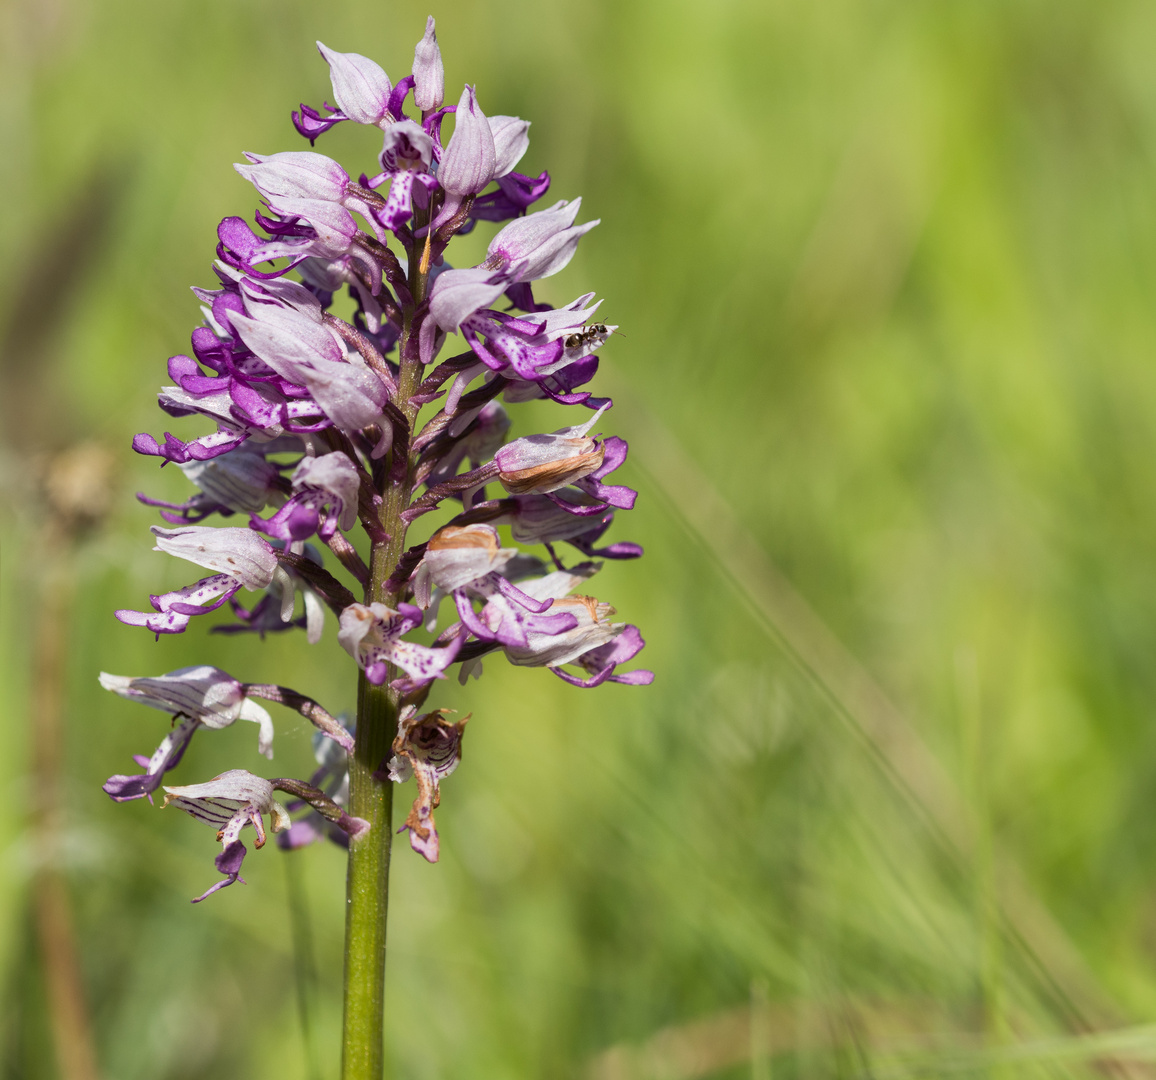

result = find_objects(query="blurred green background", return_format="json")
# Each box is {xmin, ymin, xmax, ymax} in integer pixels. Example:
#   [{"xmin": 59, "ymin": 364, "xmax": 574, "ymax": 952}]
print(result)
[{"xmin": 6, "ymin": 0, "xmax": 1156, "ymax": 1076}]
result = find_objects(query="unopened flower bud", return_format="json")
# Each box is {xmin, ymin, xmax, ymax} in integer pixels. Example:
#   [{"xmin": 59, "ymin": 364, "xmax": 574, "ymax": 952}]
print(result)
[{"xmin": 412, "ymin": 17, "xmax": 445, "ymax": 112}]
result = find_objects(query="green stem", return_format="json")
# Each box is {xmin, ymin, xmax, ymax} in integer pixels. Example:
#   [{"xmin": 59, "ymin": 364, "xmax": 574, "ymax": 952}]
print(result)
[
  {"xmin": 340, "ymin": 214, "xmax": 431, "ymax": 1079},
  {"xmin": 341, "ymin": 488, "xmax": 410, "ymax": 1077},
  {"xmin": 341, "ymin": 674, "xmax": 397, "ymax": 1080}
]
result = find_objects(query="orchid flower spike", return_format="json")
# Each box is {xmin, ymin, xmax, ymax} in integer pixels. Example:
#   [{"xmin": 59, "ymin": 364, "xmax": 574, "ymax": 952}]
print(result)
[{"xmin": 108, "ymin": 19, "xmax": 649, "ymax": 938}]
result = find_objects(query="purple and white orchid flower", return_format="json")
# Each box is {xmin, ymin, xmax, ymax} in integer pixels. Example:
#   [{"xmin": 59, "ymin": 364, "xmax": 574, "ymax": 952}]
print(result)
[
  {"xmin": 163, "ymin": 770, "xmax": 291, "ymax": 902},
  {"xmin": 251, "ymin": 450, "xmax": 359, "ymax": 542},
  {"xmin": 501, "ymin": 568, "xmax": 653, "ymax": 686},
  {"xmin": 412, "ymin": 524, "xmax": 580, "ymax": 649},
  {"xmin": 235, "ymin": 151, "xmax": 390, "ymax": 246},
  {"xmin": 494, "ymin": 403, "xmax": 610, "ymax": 495},
  {"xmin": 100, "ymin": 667, "xmax": 274, "ymax": 802},
  {"xmin": 337, "ymin": 601, "xmax": 462, "ymax": 689},
  {"xmin": 429, "ymin": 199, "xmax": 599, "ymax": 332},
  {"xmin": 115, "ymin": 526, "xmax": 280, "ymax": 635}
]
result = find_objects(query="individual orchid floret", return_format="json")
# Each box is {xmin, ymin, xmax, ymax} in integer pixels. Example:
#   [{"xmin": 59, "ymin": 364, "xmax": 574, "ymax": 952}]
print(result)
[
  {"xmin": 138, "ymin": 325, "xmax": 323, "ymax": 453},
  {"xmin": 317, "ymin": 43, "xmax": 394, "ymax": 126},
  {"xmin": 163, "ymin": 770, "xmax": 292, "ymax": 902},
  {"xmin": 412, "ymin": 524, "xmax": 579, "ymax": 648},
  {"xmin": 100, "ymin": 666, "xmax": 276, "ymax": 802},
  {"xmin": 374, "ymin": 120, "xmax": 439, "ymax": 231},
  {"xmin": 134, "ymin": 322, "xmax": 332, "ymax": 459},
  {"xmin": 412, "ymin": 17, "xmax": 444, "ymax": 112},
  {"xmin": 115, "ymin": 526, "xmax": 279, "ymax": 635},
  {"xmin": 497, "ymin": 566, "xmax": 650, "ymax": 685},
  {"xmin": 388, "ymin": 707, "xmax": 467, "ymax": 862},
  {"xmin": 429, "ymin": 200, "xmax": 599, "ymax": 331},
  {"xmin": 494, "ymin": 405, "xmax": 610, "ymax": 496},
  {"xmin": 497, "ymin": 430, "xmax": 637, "ymax": 516},
  {"xmin": 337, "ymin": 602, "xmax": 462, "ymax": 688},
  {"xmin": 252, "ymin": 450, "xmax": 359, "ymax": 542}
]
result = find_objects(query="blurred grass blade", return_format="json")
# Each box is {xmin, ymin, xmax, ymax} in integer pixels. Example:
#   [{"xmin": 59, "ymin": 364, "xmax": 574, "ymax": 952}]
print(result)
[
  {"xmin": 610, "ymin": 371, "xmax": 1129, "ymax": 1037},
  {"xmin": 284, "ymin": 853, "xmax": 322, "ymax": 1080}
]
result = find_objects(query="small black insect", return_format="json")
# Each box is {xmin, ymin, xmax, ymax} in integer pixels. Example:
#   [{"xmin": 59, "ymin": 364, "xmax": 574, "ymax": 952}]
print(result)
[{"xmin": 563, "ymin": 323, "xmax": 612, "ymax": 350}]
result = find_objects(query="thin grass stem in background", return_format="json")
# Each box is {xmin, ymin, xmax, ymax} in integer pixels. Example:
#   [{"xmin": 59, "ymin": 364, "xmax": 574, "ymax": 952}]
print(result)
[
  {"xmin": 29, "ymin": 447, "xmax": 115, "ymax": 1080},
  {"xmin": 284, "ymin": 852, "xmax": 322, "ymax": 1080}
]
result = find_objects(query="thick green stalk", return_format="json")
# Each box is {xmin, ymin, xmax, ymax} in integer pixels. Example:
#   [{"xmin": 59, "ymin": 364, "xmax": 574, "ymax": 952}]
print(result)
[
  {"xmin": 342, "ymin": 457, "xmax": 414, "ymax": 1078},
  {"xmin": 340, "ymin": 225, "xmax": 431, "ymax": 1080},
  {"xmin": 341, "ymin": 672, "xmax": 397, "ymax": 1080}
]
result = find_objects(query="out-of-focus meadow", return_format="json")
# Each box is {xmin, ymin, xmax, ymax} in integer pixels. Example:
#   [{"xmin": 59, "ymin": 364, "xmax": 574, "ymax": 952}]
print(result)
[{"xmin": 6, "ymin": 0, "xmax": 1156, "ymax": 1076}]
